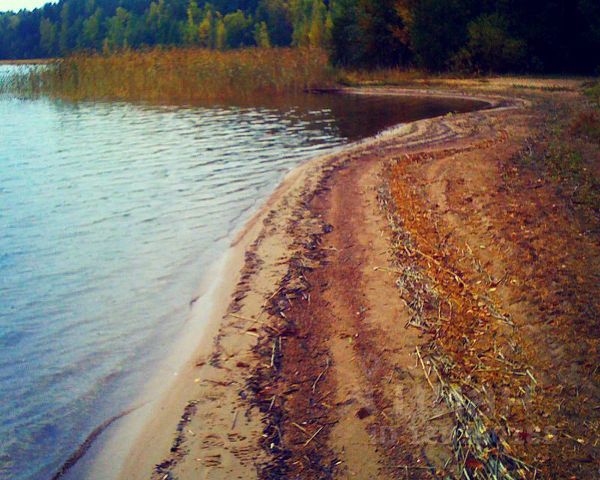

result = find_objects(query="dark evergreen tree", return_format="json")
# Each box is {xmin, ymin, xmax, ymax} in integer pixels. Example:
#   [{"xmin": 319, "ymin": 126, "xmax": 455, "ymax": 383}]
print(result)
[
  {"xmin": 410, "ymin": 0, "xmax": 474, "ymax": 71},
  {"xmin": 331, "ymin": 0, "xmax": 411, "ymax": 67},
  {"xmin": 330, "ymin": 0, "xmax": 364, "ymax": 66},
  {"xmin": 255, "ymin": 0, "xmax": 292, "ymax": 46}
]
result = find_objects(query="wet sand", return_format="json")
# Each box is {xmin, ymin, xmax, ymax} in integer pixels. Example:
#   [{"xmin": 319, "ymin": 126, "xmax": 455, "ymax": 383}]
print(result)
[{"xmin": 117, "ymin": 81, "xmax": 599, "ymax": 479}]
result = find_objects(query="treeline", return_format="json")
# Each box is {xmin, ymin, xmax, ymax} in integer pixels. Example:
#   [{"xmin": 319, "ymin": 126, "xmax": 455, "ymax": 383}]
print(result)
[
  {"xmin": 1, "ymin": 0, "xmax": 599, "ymax": 73},
  {"xmin": 0, "ymin": 0, "xmax": 331, "ymax": 57}
]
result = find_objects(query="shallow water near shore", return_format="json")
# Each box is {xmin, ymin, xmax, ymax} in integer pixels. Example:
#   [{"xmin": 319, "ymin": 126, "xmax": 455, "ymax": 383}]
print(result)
[{"xmin": 0, "ymin": 65, "xmax": 486, "ymax": 480}]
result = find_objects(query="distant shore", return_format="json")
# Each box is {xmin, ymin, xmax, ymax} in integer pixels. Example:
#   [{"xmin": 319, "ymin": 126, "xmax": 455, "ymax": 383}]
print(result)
[{"xmin": 100, "ymin": 80, "xmax": 599, "ymax": 479}]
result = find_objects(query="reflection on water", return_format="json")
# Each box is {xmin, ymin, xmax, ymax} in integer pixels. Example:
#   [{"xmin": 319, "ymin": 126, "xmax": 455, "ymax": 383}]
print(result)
[{"xmin": 0, "ymin": 71, "xmax": 485, "ymax": 480}]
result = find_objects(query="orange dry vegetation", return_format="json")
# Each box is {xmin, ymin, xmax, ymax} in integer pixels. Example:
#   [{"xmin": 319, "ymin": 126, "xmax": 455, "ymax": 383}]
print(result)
[
  {"xmin": 21, "ymin": 47, "xmax": 333, "ymax": 103},
  {"xmin": 386, "ymin": 108, "xmax": 599, "ymax": 478},
  {"xmin": 388, "ymin": 145, "xmax": 535, "ymax": 478}
]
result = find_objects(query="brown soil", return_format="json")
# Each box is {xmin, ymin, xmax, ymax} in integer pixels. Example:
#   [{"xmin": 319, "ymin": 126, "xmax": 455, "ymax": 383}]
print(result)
[{"xmin": 119, "ymin": 82, "xmax": 599, "ymax": 479}]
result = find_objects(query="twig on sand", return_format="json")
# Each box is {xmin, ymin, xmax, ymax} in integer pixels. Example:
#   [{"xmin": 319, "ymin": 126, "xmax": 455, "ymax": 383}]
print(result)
[
  {"xmin": 228, "ymin": 312, "xmax": 256, "ymax": 322},
  {"xmin": 271, "ymin": 338, "xmax": 277, "ymax": 368},
  {"xmin": 416, "ymin": 346, "xmax": 436, "ymax": 394},
  {"xmin": 414, "ymin": 248, "xmax": 467, "ymax": 287},
  {"xmin": 292, "ymin": 422, "xmax": 309, "ymax": 435},
  {"xmin": 304, "ymin": 426, "xmax": 324, "ymax": 447},
  {"xmin": 312, "ymin": 358, "xmax": 331, "ymax": 393},
  {"xmin": 427, "ymin": 410, "xmax": 453, "ymax": 421},
  {"xmin": 396, "ymin": 464, "xmax": 431, "ymax": 470},
  {"xmin": 228, "ymin": 312, "xmax": 270, "ymax": 328}
]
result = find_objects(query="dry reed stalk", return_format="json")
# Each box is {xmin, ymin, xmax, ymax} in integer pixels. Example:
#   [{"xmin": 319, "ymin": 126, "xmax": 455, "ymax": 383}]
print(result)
[{"xmin": 3, "ymin": 47, "xmax": 334, "ymax": 104}]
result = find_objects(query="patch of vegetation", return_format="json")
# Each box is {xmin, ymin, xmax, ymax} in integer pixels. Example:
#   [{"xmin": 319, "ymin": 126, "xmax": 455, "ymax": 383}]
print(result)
[
  {"xmin": 510, "ymin": 84, "xmax": 573, "ymax": 92},
  {"xmin": 584, "ymin": 80, "xmax": 600, "ymax": 106},
  {"xmin": 335, "ymin": 67, "xmax": 425, "ymax": 87},
  {"xmin": 570, "ymin": 111, "xmax": 600, "ymax": 143},
  {"xmin": 517, "ymin": 97, "xmax": 600, "ymax": 232},
  {"xmin": 2, "ymin": 47, "xmax": 334, "ymax": 103}
]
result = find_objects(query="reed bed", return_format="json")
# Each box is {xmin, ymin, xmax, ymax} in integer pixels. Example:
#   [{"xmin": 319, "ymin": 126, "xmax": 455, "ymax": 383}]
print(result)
[{"xmin": 3, "ymin": 47, "xmax": 334, "ymax": 104}]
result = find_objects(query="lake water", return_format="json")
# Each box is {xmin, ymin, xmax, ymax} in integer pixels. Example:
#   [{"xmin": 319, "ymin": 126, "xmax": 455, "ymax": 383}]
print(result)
[{"xmin": 0, "ymin": 66, "xmax": 485, "ymax": 480}]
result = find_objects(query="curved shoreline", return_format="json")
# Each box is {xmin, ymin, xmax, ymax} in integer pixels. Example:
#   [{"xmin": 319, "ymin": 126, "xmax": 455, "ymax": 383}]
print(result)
[
  {"xmin": 48, "ymin": 87, "xmax": 495, "ymax": 480},
  {"xmin": 104, "ymin": 86, "xmax": 521, "ymax": 480}
]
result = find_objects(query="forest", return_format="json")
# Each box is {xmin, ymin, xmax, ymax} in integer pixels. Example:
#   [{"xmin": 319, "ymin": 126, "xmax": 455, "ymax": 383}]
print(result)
[{"xmin": 0, "ymin": 0, "xmax": 599, "ymax": 73}]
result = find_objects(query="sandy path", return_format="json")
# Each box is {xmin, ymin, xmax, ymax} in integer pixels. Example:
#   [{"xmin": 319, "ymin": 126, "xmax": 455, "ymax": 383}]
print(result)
[{"xmin": 307, "ymin": 149, "xmax": 454, "ymax": 477}]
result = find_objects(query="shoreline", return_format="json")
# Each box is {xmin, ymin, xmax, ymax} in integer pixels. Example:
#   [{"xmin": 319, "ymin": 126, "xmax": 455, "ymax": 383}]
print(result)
[
  {"xmin": 49, "ymin": 87, "xmax": 490, "ymax": 480},
  {"xmin": 75, "ymin": 249, "xmax": 240, "ymax": 479},
  {"xmin": 112, "ymin": 87, "xmax": 509, "ymax": 479},
  {"xmin": 89, "ymin": 80, "xmax": 597, "ymax": 479},
  {"xmin": 70, "ymin": 142, "xmax": 352, "ymax": 479}
]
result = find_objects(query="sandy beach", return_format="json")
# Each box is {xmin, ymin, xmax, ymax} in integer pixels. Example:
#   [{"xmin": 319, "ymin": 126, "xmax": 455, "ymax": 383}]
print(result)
[{"xmin": 116, "ymin": 81, "xmax": 599, "ymax": 479}]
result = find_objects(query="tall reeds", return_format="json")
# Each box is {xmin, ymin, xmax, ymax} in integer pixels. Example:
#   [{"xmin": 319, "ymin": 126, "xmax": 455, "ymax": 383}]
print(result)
[{"xmin": 2, "ymin": 47, "xmax": 334, "ymax": 104}]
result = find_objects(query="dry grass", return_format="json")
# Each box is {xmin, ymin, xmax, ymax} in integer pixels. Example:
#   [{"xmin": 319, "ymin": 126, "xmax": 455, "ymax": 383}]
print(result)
[
  {"xmin": 336, "ymin": 67, "xmax": 427, "ymax": 86},
  {"xmin": 584, "ymin": 80, "xmax": 600, "ymax": 106},
  {"xmin": 380, "ymin": 146, "xmax": 535, "ymax": 478},
  {"xmin": 3, "ymin": 47, "xmax": 334, "ymax": 103},
  {"xmin": 337, "ymin": 70, "xmax": 594, "ymax": 96}
]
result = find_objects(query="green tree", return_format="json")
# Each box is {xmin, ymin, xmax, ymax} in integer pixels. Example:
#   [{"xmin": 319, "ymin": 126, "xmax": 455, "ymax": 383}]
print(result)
[
  {"xmin": 307, "ymin": 0, "xmax": 327, "ymax": 47},
  {"xmin": 453, "ymin": 13, "xmax": 526, "ymax": 72},
  {"xmin": 223, "ymin": 10, "xmax": 253, "ymax": 48},
  {"xmin": 106, "ymin": 7, "xmax": 130, "ymax": 50},
  {"xmin": 215, "ymin": 16, "xmax": 226, "ymax": 49},
  {"xmin": 291, "ymin": 0, "xmax": 328, "ymax": 47},
  {"xmin": 360, "ymin": 0, "xmax": 411, "ymax": 66},
  {"xmin": 331, "ymin": 0, "xmax": 410, "ymax": 67},
  {"xmin": 39, "ymin": 17, "xmax": 57, "ymax": 56},
  {"xmin": 81, "ymin": 8, "xmax": 103, "ymax": 50},
  {"xmin": 254, "ymin": 20, "xmax": 271, "ymax": 47},
  {"xmin": 198, "ymin": 5, "xmax": 214, "ymax": 47},
  {"xmin": 290, "ymin": 0, "xmax": 310, "ymax": 46},
  {"xmin": 184, "ymin": 0, "xmax": 201, "ymax": 44},
  {"xmin": 323, "ymin": 5, "xmax": 333, "ymax": 47},
  {"xmin": 256, "ymin": 0, "xmax": 291, "ymax": 46},
  {"xmin": 59, "ymin": 2, "xmax": 70, "ymax": 55},
  {"xmin": 124, "ymin": 14, "xmax": 146, "ymax": 48},
  {"xmin": 330, "ymin": 0, "xmax": 362, "ymax": 65},
  {"xmin": 410, "ymin": 0, "xmax": 474, "ymax": 70},
  {"xmin": 147, "ymin": 0, "xmax": 177, "ymax": 45}
]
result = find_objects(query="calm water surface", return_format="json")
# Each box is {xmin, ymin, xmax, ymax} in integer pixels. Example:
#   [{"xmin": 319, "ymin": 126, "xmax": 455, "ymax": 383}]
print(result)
[{"xmin": 0, "ymin": 66, "xmax": 485, "ymax": 479}]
